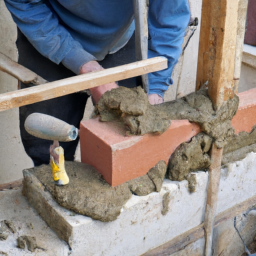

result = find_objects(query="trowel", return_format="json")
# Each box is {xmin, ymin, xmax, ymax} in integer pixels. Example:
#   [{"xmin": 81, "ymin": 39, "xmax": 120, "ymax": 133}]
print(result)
[{"xmin": 0, "ymin": 52, "xmax": 75, "ymax": 186}]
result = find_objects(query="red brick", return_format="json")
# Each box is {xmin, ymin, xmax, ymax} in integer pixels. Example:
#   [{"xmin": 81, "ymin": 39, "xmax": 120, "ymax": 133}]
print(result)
[
  {"xmin": 232, "ymin": 88, "xmax": 256, "ymax": 134},
  {"xmin": 80, "ymin": 119, "xmax": 200, "ymax": 186},
  {"xmin": 80, "ymin": 87, "xmax": 256, "ymax": 186}
]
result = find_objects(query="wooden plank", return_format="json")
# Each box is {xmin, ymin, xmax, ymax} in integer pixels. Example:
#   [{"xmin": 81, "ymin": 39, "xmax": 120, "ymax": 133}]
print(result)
[
  {"xmin": 196, "ymin": 1, "xmax": 242, "ymax": 255},
  {"xmin": 0, "ymin": 178, "xmax": 23, "ymax": 191},
  {"xmin": 0, "ymin": 52, "xmax": 47, "ymax": 85},
  {"xmin": 0, "ymin": 57, "xmax": 167, "ymax": 112},
  {"xmin": 133, "ymin": 0, "xmax": 149, "ymax": 93},
  {"xmin": 143, "ymin": 194, "xmax": 256, "ymax": 256},
  {"xmin": 196, "ymin": 0, "xmax": 239, "ymax": 109}
]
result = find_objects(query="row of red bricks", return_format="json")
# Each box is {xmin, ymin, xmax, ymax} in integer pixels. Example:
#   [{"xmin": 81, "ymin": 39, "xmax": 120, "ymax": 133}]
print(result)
[{"xmin": 80, "ymin": 88, "xmax": 256, "ymax": 187}]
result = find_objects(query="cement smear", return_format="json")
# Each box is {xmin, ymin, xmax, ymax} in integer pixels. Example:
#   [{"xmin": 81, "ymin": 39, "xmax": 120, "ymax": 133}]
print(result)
[
  {"xmin": 187, "ymin": 173, "xmax": 197, "ymax": 193},
  {"xmin": 30, "ymin": 160, "xmax": 167, "ymax": 222},
  {"xmin": 222, "ymin": 126, "xmax": 256, "ymax": 164},
  {"xmin": 168, "ymin": 133, "xmax": 212, "ymax": 182},
  {"xmin": 96, "ymin": 87, "xmax": 239, "ymax": 148},
  {"xmin": 161, "ymin": 192, "xmax": 171, "ymax": 216},
  {"xmin": 168, "ymin": 128, "xmax": 256, "ymax": 186},
  {"xmin": 17, "ymin": 236, "xmax": 37, "ymax": 252},
  {"xmin": 0, "ymin": 222, "xmax": 9, "ymax": 241}
]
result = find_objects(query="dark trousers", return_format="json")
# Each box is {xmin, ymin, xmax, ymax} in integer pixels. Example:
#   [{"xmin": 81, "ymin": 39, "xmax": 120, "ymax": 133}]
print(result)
[{"xmin": 17, "ymin": 30, "xmax": 138, "ymax": 166}]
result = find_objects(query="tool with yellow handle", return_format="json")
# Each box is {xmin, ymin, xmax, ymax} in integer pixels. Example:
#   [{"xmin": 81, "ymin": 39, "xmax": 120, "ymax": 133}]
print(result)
[{"xmin": 25, "ymin": 113, "xmax": 79, "ymax": 186}]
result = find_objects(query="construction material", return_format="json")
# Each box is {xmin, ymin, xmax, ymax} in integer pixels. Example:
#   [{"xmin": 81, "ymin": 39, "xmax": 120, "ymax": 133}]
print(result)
[
  {"xmin": 0, "ymin": 52, "xmax": 47, "ymax": 85},
  {"xmin": 145, "ymin": 193, "xmax": 256, "ymax": 256},
  {"xmin": 22, "ymin": 152, "xmax": 256, "ymax": 255},
  {"xmin": 17, "ymin": 236, "xmax": 37, "ymax": 252},
  {"xmin": 168, "ymin": 133, "xmax": 212, "ymax": 181},
  {"xmin": 24, "ymin": 160, "xmax": 166, "ymax": 222},
  {"xmin": 0, "ymin": 179, "xmax": 22, "ymax": 191},
  {"xmin": 96, "ymin": 86, "xmax": 238, "ymax": 148},
  {"xmin": 80, "ymin": 118, "xmax": 199, "ymax": 186},
  {"xmin": 203, "ymin": 144, "xmax": 223, "ymax": 256},
  {"xmin": 196, "ymin": 0, "xmax": 240, "ymax": 109},
  {"xmin": 231, "ymin": 88, "xmax": 256, "ymax": 133},
  {"xmin": 0, "ymin": 57, "xmax": 167, "ymax": 112},
  {"xmin": 82, "ymin": 87, "xmax": 256, "ymax": 187},
  {"xmin": 196, "ymin": 0, "xmax": 247, "ymax": 254},
  {"xmin": 133, "ymin": 0, "xmax": 149, "ymax": 92}
]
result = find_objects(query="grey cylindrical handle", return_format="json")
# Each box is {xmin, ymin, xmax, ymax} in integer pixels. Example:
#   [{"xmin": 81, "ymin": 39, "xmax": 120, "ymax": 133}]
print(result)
[{"xmin": 25, "ymin": 113, "xmax": 78, "ymax": 142}]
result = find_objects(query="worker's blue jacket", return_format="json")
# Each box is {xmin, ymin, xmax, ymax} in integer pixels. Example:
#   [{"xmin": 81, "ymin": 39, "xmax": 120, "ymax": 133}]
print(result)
[{"xmin": 5, "ymin": 0, "xmax": 190, "ymax": 97}]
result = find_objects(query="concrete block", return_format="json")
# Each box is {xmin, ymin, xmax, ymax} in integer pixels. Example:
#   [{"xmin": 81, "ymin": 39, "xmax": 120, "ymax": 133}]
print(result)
[
  {"xmin": 23, "ymin": 152, "xmax": 256, "ymax": 256},
  {"xmin": 80, "ymin": 118, "xmax": 200, "ymax": 186}
]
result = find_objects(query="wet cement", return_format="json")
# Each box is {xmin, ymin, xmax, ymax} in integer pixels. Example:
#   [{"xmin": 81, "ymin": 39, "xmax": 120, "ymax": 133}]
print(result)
[
  {"xmin": 168, "ymin": 128, "xmax": 256, "ymax": 187},
  {"xmin": 0, "ymin": 220, "xmax": 16, "ymax": 241},
  {"xmin": 0, "ymin": 222, "xmax": 9, "ymax": 241},
  {"xmin": 17, "ymin": 236, "xmax": 37, "ymax": 252},
  {"xmin": 168, "ymin": 133, "xmax": 212, "ymax": 182},
  {"xmin": 161, "ymin": 192, "xmax": 171, "ymax": 216},
  {"xmin": 96, "ymin": 87, "xmax": 239, "ymax": 148},
  {"xmin": 30, "ymin": 160, "xmax": 167, "ymax": 222},
  {"xmin": 222, "ymin": 126, "xmax": 256, "ymax": 164}
]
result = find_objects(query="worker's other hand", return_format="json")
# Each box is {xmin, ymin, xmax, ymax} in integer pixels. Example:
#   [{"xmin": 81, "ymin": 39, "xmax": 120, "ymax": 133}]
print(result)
[
  {"xmin": 148, "ymin": 94, "xmax": 164, "ymax": 105},
  {"xmin": 80, "ymin": 61, "xmax": 118, "ymax": 104}
]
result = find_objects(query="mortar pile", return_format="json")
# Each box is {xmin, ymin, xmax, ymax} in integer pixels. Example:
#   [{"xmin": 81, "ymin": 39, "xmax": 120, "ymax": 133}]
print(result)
[{"xmin": 96, "ymin": 86, "xmax": 239, "ymax": 148}]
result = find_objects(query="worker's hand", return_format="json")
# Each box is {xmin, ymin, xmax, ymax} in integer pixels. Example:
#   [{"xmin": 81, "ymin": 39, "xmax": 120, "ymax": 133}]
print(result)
[
  {"xmin": 80, "ymin": 61, "xmax": 118, "ymax": 104},
  {"xmin": 50, "ymin": 140, "xmax": 60, "ymax": 164},
  {"xmin": 148, "ymin": 94, "xmax": 164, "ymax": 105}
]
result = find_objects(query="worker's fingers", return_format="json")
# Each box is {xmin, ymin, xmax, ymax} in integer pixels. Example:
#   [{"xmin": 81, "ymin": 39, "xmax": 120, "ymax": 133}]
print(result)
[
  {"xmin": 79, "ymin": 61, "xmax": 118, "ymax": 104},
  {"xmin": 49, "ymin": 141, "xmax": 60, "ymax": 164},
  {"xmin": 90, "ymin": 82, "xmax": 119, "ymax": 105},
  {"xmin": 148, "ymin": 94, "xmax": 164, "ymax": 105},
  {"xmin": 79, "ymin": 61, "xmax": 103, "ymax": 74}
]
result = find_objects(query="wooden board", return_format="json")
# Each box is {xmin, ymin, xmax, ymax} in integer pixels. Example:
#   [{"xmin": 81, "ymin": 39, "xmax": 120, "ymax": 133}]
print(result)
[
  {"xmin": 0, "ymin": 178, "xmax": 23, "ymax": 191},
  {"xmin": 143, "ymin": 194, "xmax": 256, "ymax": 256},
  {"xmin": 196, "ymin": 1, "xmax": 246, "ymax": 254},
  {"xmin": 0, "ymin": 57, "xmax": 167, "ymax": 112},
  {"xmin": 204, "ymin": 144, "xmax": 223, "ymax": 256},
  {"xmin": 196, "ymin": 0, "xmax": 240, "ymax": 109}
]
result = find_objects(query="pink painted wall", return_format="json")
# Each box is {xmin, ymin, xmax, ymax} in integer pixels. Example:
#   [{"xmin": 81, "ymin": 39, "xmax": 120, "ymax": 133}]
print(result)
[{"xmin": 244, "ymin": 0, "xmax": 256, "ymax": 46}]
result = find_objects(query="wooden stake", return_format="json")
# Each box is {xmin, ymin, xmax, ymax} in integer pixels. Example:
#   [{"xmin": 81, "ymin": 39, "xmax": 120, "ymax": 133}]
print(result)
[
  {"xmin": 204, "ymin": 144, "xmax": 223, "ymax": 256},
  {"xmin": 0, "ymin": 52, "xmax": 47, "ymax": 85},
  {"xmin": 0, "ymin": 57, "xmax": 167, "ymax": 112},
  {"xmin": 196, "ymin": 0, "xmax": 247, "ymax": 255}
]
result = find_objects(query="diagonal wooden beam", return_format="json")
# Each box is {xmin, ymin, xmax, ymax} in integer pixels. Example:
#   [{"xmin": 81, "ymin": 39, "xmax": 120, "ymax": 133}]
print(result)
[{"xmin": 0, "ymin": 57, "xmax": 167, "ymax": 112}]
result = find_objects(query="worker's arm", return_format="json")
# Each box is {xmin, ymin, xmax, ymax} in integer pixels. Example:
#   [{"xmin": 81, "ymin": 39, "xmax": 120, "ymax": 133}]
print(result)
[
  {"xmin": 4, "ymin": 0, "xmax": 118, "ymax": 103},
  {"xmin": 4, "ymin": 0, "xmax": 97, "ymax": 75},
  {"xmin": 148, "ymin": 0, "xmax": 191, "ymax": 98}
]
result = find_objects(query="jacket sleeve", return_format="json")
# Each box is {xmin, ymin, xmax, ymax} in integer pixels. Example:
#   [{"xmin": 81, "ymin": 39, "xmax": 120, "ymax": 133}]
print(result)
[
  {"xmin": 148, "ymin": 0, "xmax": 191, "ymax": 97},
  {"xmin": 4, "ymin": 0, "xmax": 96, "ymax": 74}
]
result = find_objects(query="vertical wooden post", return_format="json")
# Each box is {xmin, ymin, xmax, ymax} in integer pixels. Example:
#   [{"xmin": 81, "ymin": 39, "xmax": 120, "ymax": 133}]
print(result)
[
  {"xmin": 196, "ymin": 0, "xmax": 248, "ymax": 255},
  {"xmin": 133, "ymin": 0, "xmax": 149, "ymax": 93},
  {"xmin": 197, "ymin": 0, "xmax": 239, "ymax": 109}
]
